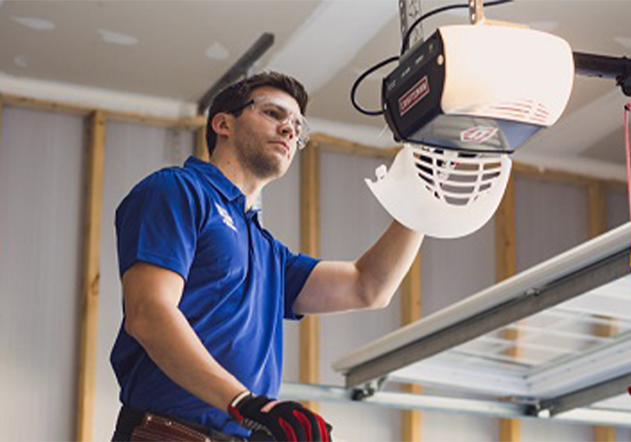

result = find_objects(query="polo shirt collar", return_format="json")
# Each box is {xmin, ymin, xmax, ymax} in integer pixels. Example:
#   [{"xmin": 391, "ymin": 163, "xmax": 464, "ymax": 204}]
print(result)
[{"xmin": 185, "ymin": 156, "xmax": 243, "ymax": 202}]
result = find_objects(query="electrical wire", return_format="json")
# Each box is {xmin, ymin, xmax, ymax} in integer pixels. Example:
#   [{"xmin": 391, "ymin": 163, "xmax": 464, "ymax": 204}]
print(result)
[
  {"xmin": 350, "ymin": 56, "xmax": 400, "ymax": 116},
  {"xmin": 351, "ymin": 0, "xmax": 514, "ymax": 116}
]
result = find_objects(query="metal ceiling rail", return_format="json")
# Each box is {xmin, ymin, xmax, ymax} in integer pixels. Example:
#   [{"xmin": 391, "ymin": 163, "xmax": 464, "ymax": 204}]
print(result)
[
  {"xmin": 503, "ymin": 323, "xmax": 614, "ymax": 343},
  {"xmin": 276, "ymin": 228, "xmax": 631, "ymax": 428},
  {"xmin": 543, "ymin": 309, "xmax": 631, "ymax": 326},
  {"xmin": 553, "ymin": 407, "xmax": 631, "ymax": 427},
  {"xmin": 389, "ymin": 357, "xmax": 529, "ymax": 396},
  {"xmin": 378, "ymin": 327, "xmax": 631, "ymax": 402},
  {"xmin": 280, "ymin": 382, "xmax": 527, "ymax": 418},
  {"xmin": 534, "ymin": 373, "xmax": 631, "ymax": 417},
  {"xmin": 334, "ymin": 223, "xmax": 631, "ymax": 391},
  {"xmin": 526, "ymin": 330, "xmax": 631, "ymax": 397},
  {"xmin": 279, "ymin": 382, "xmax": 631, "ymax": 428}
]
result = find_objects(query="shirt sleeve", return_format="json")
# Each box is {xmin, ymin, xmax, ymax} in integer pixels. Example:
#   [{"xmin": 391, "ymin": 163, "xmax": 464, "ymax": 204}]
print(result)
[
  {"xmin": 282, "ymin": 247, "xmax": 320, "ymax": 320},
  {"xmin": 115, "ymin": 169, "xmax": 202, "ymax": 281}
]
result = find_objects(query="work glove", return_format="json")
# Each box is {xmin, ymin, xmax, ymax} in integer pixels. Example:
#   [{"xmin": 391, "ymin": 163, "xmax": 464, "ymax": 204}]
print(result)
[{"xmin": 228, "ymin": 391, "xmax": 332, "ymax": 442}]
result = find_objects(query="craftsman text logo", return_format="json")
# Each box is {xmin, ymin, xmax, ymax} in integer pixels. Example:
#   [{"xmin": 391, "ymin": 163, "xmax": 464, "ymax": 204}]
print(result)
[
  {"xmin": 215, "ymin": 203, "xmax": 237, "ymax": 232},
  {"xmin": 460, "ymin": 126, "xmax": 499, "ymax": 144},
  {"xmin": 399, "ymin": 77, "xmax": 430, "ymax": 116}
]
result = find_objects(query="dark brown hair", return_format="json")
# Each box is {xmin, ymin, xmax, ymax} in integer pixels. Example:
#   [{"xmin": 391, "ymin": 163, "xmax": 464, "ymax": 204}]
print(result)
[{"xmin": 205, "ymin": 71, "xmax": 309, "ymax": 157}]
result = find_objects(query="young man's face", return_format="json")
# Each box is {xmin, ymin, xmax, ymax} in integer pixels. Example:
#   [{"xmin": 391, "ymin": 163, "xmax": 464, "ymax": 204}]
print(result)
[{"xmin": 231, "ymin": 86, "xmax": 305, "ymax": 181}]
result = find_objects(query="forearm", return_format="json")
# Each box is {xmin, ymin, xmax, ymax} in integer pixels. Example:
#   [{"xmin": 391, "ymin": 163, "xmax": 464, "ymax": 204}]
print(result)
[
  {"xmin": 126, "ymin": 306, "xmax": 245, "ymax": 412},
  {"xmin": 355, "ymin": 219, "xmax": 424, "ymax": 307}
]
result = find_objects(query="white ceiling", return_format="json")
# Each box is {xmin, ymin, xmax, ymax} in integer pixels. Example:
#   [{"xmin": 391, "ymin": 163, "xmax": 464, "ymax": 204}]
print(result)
[{"xmin": 1, "ymin": 0, "xmax": 630, "ymax": 178}]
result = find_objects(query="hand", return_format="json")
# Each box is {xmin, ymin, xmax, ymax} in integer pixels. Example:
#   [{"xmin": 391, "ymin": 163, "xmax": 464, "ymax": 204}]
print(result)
[{"xmin": 228, "ymin": 391, "xmax": 332, "ymax": 441}]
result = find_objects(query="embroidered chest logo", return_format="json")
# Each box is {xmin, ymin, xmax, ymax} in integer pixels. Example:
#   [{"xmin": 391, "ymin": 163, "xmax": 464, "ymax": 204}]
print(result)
[{"xmin": 215, "ymin": 203, "xmax": 237, "ymax": 232}]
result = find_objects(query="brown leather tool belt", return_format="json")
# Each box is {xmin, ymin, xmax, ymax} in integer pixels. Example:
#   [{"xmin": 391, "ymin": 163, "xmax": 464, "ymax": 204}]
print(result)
[{"xmin": 118, "ymin": 405, "xmax": 245, "ymax": 442}]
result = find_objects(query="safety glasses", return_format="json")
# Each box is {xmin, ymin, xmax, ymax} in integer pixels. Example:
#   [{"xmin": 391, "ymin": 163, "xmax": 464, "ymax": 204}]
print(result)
[{"xmin": 229, "ymin": 96, "xmax": 310, "ymax": 150}]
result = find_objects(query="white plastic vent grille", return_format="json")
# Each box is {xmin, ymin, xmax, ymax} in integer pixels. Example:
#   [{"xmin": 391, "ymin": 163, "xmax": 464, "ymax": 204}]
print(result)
[{"xmin": 412, "ymin": 146, "xmax": 504, "ymax": 206}]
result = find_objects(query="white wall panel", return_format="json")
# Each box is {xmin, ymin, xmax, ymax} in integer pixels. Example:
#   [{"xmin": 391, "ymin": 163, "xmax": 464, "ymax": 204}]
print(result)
[
  {"xmin": 321, "ymin": 402, "xmax": 401, "ymax": 442},
  {"xmin": 414, "ymin": 191, "xmax": 496, "ymax": 441},
  {"xmin": 421, "ymin": 220, "xmax": 496, "ymax": 317},
  {"xmin": 607, "ymin": 187, "xmax": 629, "ymax": 230},
  {"xmin": 262, "ymin": 157, "xmax": 301, "ymax": 383},
  {"xmin": 93, "ymin": 123, "xmax": 193, "ymax": 441},
  {"xmin": 521, "ymin": 419, "xmax": 592, "ymax": 441},
  {"xmin": 422, "ymin": 412, "xmax": 498, "ymax": 442},
  {"xmin": 261, "ymin": 153, "xmax": 301, "ymax": 251},
  {"xmin": 0, "ymin": 108, "xmax": 85, "ymax": 441},
  {"xmin": 515, "ymin": 178, "xmax": 588, "ymax": 272},
  {"xmin": 614, "ymin": 427, "xmax": 631, "ymax": 441},
  {"xmin": 319, "ymin": 150, "xmax": 398, "ymax": 386},
  {"xmin": 318, "ymin": 150, "xmax": 401, "ymax": 441}
]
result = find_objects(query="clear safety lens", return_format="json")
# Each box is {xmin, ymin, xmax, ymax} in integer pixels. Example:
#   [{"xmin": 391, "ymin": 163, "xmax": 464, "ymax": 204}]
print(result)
[{"xmin": 252, "ymin": 97, "xmax": 310, "ymax": 149}]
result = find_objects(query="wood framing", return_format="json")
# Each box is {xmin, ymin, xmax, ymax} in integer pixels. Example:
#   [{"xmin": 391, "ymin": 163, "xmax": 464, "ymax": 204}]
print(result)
[
  {"xmin": 75, "ymin": 111, "xmax": 107, "ymax": 442},
  {"xmin": 400, "ymin": 254, "xmax": 422, "ymax": 441},
  {"xmin": 594, "ymin": 424, "xmax": 616, "ymax": 442},
  {"xmin": 400, "ymin": 255, "xmax": 422, "ymax": 326},
  {"xmin": 500, "ymin": 420, "xmax": 521, "ymax": 442},
  {"xmin": 587, "ymin": 180, "xmax": 616, "ymax": 442},
  {"xmin": 496, "ymin": 175, "xmax": 517, "ymax": 363},
  {"xmin": 299, "ymin": 141, "xmax": 321, "ymax": 411},
  {"xmin": 496, "ymin": 176, "xmax": 517, "ymax": 283},
  {"xmin": 0, "ymin": 92, "xmax": 626, "ymax": 188},
  {"xmin": 311, "ymin": 133, "xmax": 399, "ymax": 159},
  {"xmin": 495, "ymin": 176, "xmax": 521, "ymax": 442},
  {"xmin": 194, "ymin": 125, "xmax": 210, "ymax": 162},
  {"xmin": 0, "ymin": 95, "xmax": 3, "ymax": 145},
  {"xmin": 2, "ymin": 93, "xmax": 205, "ymax": 130},
  {"xmin": 310, "ymin": 136, "xmax": 626, "ymax": 188},
  {"xmin": 513, "ymin": 162, "xmax": 594, "ymax": 187},
  {"xmin": 513, "ymin": 162, "xmax": 626, "ymax": 190},
  {"xmin": 587, "ymin": 181, "xmax": 616, "ymax": 337}
]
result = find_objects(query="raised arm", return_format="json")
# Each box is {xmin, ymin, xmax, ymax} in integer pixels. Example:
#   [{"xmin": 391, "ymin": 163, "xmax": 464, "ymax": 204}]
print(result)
[
  {"xmin": 294, "ymin": 219, "xmax": 424, "ymax": 315},
  {"xmin": 122, "ymin": 262, "xmax": 245, "ymax": 412}
]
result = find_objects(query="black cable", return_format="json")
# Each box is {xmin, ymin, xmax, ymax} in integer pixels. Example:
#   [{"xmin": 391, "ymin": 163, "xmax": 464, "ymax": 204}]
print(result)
[
  {"xmin": 350, "ymin": 56, "xmax": 399, "ymax": 116},
  {"xmin": 351, "ymin": 0, "xmax": 515, "ymax": 116},
  {"xmin": 401, "ymin": 0, "xmax": 514, "ymax": 54}
]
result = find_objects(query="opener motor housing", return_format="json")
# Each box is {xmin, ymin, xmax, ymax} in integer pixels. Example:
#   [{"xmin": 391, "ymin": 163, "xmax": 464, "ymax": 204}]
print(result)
[{"xmin": 382, "ymin": 25, "xmax": 575, "ymax": 153}]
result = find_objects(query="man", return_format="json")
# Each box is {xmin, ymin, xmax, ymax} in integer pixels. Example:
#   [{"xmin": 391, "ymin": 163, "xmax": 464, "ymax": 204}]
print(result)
[{"xmin": 111, "ymin": 71, "xmax": 423, "ymax": 442}]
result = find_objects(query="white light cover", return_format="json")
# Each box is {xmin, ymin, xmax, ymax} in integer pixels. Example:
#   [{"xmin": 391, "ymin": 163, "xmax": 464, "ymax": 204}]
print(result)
[
  {"xmin": 366, "ymin": 144, "xmax": 511, "ymax": 238},
  {"xmin": 440, "ymin": 25, "xmax": 574, "ymax": 127}
]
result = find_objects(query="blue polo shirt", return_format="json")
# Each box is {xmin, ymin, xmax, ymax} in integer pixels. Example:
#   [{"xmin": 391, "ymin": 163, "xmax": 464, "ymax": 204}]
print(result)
[{"xmin": 111, "ymin": 156, "xmax": 319, "ymax": 436}]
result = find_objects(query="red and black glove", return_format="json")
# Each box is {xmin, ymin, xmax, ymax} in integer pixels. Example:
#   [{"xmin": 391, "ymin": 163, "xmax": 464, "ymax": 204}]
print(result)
[{"xmin": 228, "ymin": 391, "xmax": 332, "ymax": 442}]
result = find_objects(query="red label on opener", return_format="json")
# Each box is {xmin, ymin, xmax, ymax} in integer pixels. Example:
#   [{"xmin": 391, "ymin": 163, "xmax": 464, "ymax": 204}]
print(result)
[
  {"xmin": 399, "ymin": 77, "xmax": 430, "ymax": 116},
  {"xmin": 460, "ymin": 126, "xmax": 499, "ymax": 144}
]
